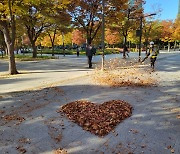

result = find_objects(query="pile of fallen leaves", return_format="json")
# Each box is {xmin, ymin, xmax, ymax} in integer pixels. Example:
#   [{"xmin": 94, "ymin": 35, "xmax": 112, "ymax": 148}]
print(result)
[
  {"xmin": 58, "ymin": 100, "xmax": 132, "ymax": 137},
  {"xmin": 1, "ymin": 114, "xmax": 25, "ymax": 125},
  {"xmin": 93, "ymin": 58, "xmax": 157, "ymax": 87}
]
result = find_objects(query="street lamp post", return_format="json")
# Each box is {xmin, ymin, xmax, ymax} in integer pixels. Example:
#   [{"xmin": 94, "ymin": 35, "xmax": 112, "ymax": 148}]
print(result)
[
  {"xmin": 62, "ymin": 32, "xmax": 65, "ymax": 57},
  {"xmin": 138, "ymin": 16, "xmax": 143, "ymax": 62},
  {"xmin": 101, "ymin": 0, "xmax": 105, "ymax": 70},
  {"xmin": 138, "ymin": 13, "xmax": 156, "ymax": 62}
]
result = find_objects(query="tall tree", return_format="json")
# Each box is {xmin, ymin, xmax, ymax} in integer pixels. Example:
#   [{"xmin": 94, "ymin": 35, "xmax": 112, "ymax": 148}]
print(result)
[
  {"xmin": 160, "ymin": 20, "xmax": 173, "ymax": 52},
  {"xmin": 107, "ymin": 0, "xmax": 145, "ymax": 58},
  {"xmin": 19, "ymin": 1, "xmax": 52, "ymax": 58},
  {"xmin": 44, "ymin": 3, "xmax": 71, "ymax": 56},
  {"xmin": 0, "ymin": 0, "xmax": 19, "ymax": 74},
  {"xmin": 69, "ymin": 0, "xmax": 127, "ymax": 45},
  {"xmin": 172, "ymin": 16, "xmax": 180, "ymax": 49},
  {"xmin": 19, "ymin": 0, "xmax": 70, "ymax": 58},
  {"xmin": 143, "ymin": 20, "xmax": 162, "ymax": 53}
]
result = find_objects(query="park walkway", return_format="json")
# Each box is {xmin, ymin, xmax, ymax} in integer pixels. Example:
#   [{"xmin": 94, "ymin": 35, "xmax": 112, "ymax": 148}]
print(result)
[
  {"xmin": 0, "ymin": 51, "xmax": 178, "ymax": 94},
  {"xmin": 0, "ymin": 51, "xmax": 180, "ymax": 154}
]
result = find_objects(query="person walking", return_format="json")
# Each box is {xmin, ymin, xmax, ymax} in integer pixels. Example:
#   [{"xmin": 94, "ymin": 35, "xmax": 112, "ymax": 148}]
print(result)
[
  {"xmin": 142, "ymin": 41, "xmax": 159, "ymax": 71},
  {"xmin": 86, "ymin": 44, "xmax": 96, "ymax": 68},
  {"xmin": 124, "ymin": 45, "xmax": 129, "ymax": 58},
  {"xmin": 76, "ymin": 46, "xmax": 80, "ymax": 57}
]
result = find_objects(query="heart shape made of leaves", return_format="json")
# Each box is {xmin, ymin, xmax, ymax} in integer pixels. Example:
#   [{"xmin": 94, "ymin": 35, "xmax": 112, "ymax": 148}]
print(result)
[{"xmin": 59, "ymin": 100, "xmax": 133, "ymax": 137}]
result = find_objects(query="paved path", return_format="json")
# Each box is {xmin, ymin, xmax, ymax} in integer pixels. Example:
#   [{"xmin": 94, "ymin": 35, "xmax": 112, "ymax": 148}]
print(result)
[
  {"xmin": 0, "ymin": 52, "xmax": 180, "ymax": 154},
  {"xmin": 0, "ymin": 51, "xmax": 179, "ymax": 94},
  {"xmin": 0, "ymin": 56, "xmax": 94, "ymax": 94}
]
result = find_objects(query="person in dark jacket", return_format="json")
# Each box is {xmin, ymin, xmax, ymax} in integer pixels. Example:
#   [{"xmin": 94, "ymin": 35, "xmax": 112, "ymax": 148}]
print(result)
[{"xmin": 86, "ymin": 44, "xmax": 96, "ymax": 68}]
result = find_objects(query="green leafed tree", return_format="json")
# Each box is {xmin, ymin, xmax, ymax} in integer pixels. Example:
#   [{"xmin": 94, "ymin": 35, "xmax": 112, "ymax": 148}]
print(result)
[
  {"xmin": 19, "ymin": 0, "xmax": 71, "ymax": 58},
  {"xmin": 0, "ymin": 0, "xmax": 21, "ymax": 74}
]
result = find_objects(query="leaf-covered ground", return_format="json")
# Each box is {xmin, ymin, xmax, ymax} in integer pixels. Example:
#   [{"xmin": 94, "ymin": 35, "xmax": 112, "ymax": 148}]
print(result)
[
  {"xmin": 58, "ymin": 100, "xmax": 133, "ymax": 137},
  {"xmin": 93, "ymin": 58, "xmax": 158, "ymax": 87}
]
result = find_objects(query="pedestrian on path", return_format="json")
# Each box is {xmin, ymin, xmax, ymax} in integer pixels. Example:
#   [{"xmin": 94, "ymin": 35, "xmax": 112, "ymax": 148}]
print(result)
[
  {"xmin": 86, "ymin": 44, "xmax": 96, "ymax": 68},
  {"xmin": 142, "ymin": 41, "xmax": 159, "ymax": 71},
  {"xmin": 76, "ymin": 46, "xmax": 80, "ymax": 57},
  {"xmin": 124, "ymin": 44, "xmax": 129, "ymax": 58}
]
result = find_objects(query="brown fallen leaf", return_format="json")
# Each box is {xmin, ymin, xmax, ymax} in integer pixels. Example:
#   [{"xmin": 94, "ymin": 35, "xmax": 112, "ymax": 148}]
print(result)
[
  {"xmin": 59, "ymin": 100, "xmax": 132, "ymax": 136},
  {"xmin": 167, "ymin": 145, "xmax": 172, "ymax": 149},
  {"xmin": 54, "ymin": 148, "xmax": 67, "ymax": 154},
  {"xmin": 16, "ymin": 146, "xmax": 27, "ymax": 153}
]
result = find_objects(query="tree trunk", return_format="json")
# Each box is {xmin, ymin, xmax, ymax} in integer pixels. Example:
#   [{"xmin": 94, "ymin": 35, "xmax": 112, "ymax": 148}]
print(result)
[
  {"xmin": 168, "ymin": 42, "xmax": 170, "ymax": 52},
  {"xmin": 123, "ymin": 35, "xmax": 127, "ymax": 59},
  {"xmin": 3, "ymin": 28, "xmax": 18, "ymax": 75},
  {"xmin": 136, "ymin": 44, "xmax": 138, "ymax": 52},
  {"xmin": 5, "ymin": 47, "xmax": 8, "ymax": 55},
  {"xmin": 86, "ymin": 36, "xmax": 92, "ymax": 45},
  {"xmin": 129, "ymin": 41, "xmax": 131, "ymax": 50},
  {"xmin": 8, "ymin": 43, "xmax": 18, "ymax": 74},
  {"xmin": 145, "ymin": 40, "xmax": 148, "ymax": 55},
  {"xmin": 32, "ymin": 41, "xmax": 37, "ymax": 58},
  {"xmin": 52, "ymin": 44, "xmax": 55, "ymax": 56},
  {"xmin": 174, "ymin": 41, "xmax": 176, "ymax": 51}
]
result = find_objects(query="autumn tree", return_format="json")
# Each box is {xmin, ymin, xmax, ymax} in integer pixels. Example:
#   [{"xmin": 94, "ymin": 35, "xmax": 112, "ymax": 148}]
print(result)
[
  {"xmin": 69, "ymin": 0, "xmax": 127, "ymax": 45},
  {"xmin": 108, "ymin": 0, "xmax": 145, "ymax": 58},
  {"xmin": 160, "ymin": 20, "xmax": 173, "ymax": 52},
  {"xmin": 0, "ymin": 0, "xmax": 20, "ymax": 74},
  {"xmin": 19, "ymin": 0, "xmax": 70, "ymax": 58},
  {"xmin": 172, "ymin": 16, "xmax": 180, "ymax": 49},
  {"xmin": 143, "ymin": 19, "xmax": 162, "ymax": 53},
  {"xmin": 72, "ymin": 29, "xmax": 86, "ymax": 46},
  {"xmin": 44, "ymin": 2, "xmax": 71, "ymax": 56},
  {"xmin": 19, "ymin": 1, "xmax": 52, "ymax": 58}
]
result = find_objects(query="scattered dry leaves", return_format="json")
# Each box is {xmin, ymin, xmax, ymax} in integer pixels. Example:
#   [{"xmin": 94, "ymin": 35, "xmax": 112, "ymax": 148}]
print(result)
[
  {"xmin": 58, "ymin": 100, "xmax": 132, "ymax": 137},
  {"xmin": 1, "ymin": 114, "xmax": 25, "ymax": 124},
  {"xmin": 54, "ymin": 148, "xmax": 67, "ymax": 154},
  {"xmin": 129, "ymin": 129, "xmax": 139, "ymax": 134},
  {"xmin": 16, "ymin": 146, "xmax": 27, "ymax": 153},
  {"xmin": 0, "ymin": 110, "xmax": 5, "ymax": 114},
  {"xmin": 18, "ymin": 138, "xmax": 31, "ymax": 144},
  {"xmin": 93, "ymin": 58, "xmax": 158, "ymax": 87}
]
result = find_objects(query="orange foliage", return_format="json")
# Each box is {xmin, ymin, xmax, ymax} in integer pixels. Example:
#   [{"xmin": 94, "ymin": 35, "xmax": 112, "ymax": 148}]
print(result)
[
  {"xmin": 160, "ymin": 20, "xmax": 173, "ymax": 42},
  {"xmin": 173, "ymin": 16, "xmax": 180, "ymax": 41},
  {"xmin": 72, "ymin": 29, "xmax": 86, "ymax": 45},
  {"xmin": 105, "ymin": 29, "xmax": 121, "ymax": 45}
]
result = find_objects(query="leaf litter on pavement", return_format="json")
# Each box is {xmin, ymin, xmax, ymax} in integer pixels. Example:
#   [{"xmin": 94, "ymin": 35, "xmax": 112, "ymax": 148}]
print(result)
[
  {"xmin": 93, "ymin": 58, "xmax": 158, "ymax": 87},
  {"xmin": 58, "ymin": 100, "xmax": 133, "ymax": 137}
]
